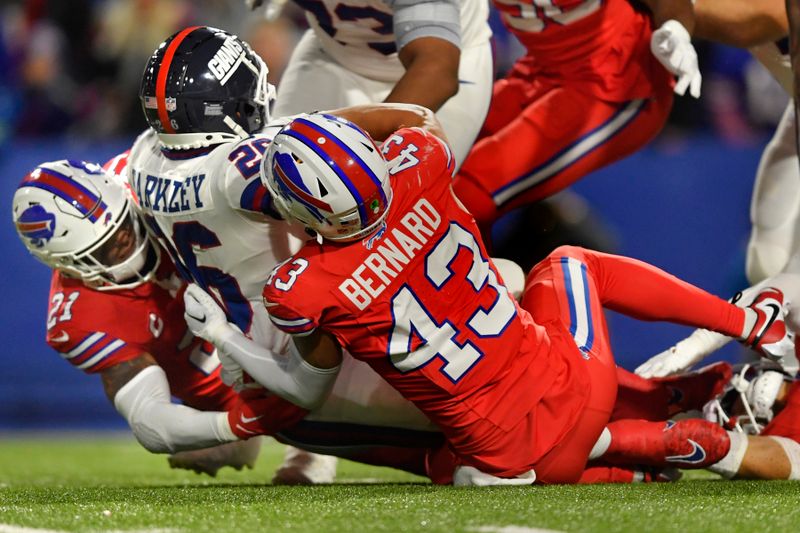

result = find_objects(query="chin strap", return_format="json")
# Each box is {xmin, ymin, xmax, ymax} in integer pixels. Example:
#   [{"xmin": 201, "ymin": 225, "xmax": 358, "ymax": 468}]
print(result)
[{"xmin": 158, "ymin": 130, "xmax": 246, "ymax": 150}]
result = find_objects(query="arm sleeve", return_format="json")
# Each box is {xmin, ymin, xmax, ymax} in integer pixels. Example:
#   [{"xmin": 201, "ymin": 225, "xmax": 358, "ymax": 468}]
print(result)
[
  {"xmin": 113, "ymin": 365, "xmax": 238, "ymax": 454},
  {"xmin": 213, "ymin": 325, "xmax": 340, "ymax": 410},
  {"xmin": 390, "ymin": 0, "xmax": 461, "ymax": 50}
]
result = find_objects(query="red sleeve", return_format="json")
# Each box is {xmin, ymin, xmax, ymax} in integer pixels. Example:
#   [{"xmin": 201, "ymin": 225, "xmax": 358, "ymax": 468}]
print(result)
[
  {"xmin": 47, "ymin": 326, "xmax": 141, "ymax": 373},
  {"xmin": 262, "ymin": 257, "xmax": 320, "ymax": 336},
  {"xmin": 46, "ymin": 276, "xmax": 143, "ymax": 374}
]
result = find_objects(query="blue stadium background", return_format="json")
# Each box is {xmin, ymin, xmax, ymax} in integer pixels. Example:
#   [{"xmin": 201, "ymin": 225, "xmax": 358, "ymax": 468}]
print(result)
[{"xmin": 0, "ymin": 134, "xmax": 762, "ymax": 429}]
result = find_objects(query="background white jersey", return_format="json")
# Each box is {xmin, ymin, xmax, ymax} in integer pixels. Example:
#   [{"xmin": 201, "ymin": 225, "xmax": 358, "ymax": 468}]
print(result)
[
  {"xmin": 274, "ymin": 0, "xmax": 494, "ymax": 169},
  {"xmin": 293, "ymin": 0, "xmax": 490, "ymax": 81}
]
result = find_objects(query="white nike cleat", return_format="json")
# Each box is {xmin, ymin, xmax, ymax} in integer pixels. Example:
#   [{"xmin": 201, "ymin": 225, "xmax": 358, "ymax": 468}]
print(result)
[
  {"xmin": 168, "ymin": 437, "xmax": 262, "ymax": 477},
  {"xmin": 272, "ymin": 446, "xmax": 338, "ymax": 485}
]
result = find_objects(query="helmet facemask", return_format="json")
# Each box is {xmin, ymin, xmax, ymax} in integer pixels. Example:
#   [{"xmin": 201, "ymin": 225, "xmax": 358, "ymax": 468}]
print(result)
[{"xmin": 54, "ymin": 202, "xmax": 160, "ymax": 291}]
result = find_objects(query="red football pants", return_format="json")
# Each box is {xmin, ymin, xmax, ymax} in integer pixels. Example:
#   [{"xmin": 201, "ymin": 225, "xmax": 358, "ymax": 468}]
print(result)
[
  {"xmin": 453, "ymin": 70, "xmax": 674, "ymax": 225},
  {"xmin": 520, "ymin": 246, "xmax": 745, "ymax": 483}
]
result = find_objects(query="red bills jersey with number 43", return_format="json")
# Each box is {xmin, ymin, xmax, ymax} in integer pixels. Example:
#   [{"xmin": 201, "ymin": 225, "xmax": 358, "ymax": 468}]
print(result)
[{"xmin": 263, "ymin": 128, "xmax": 579, "ymax": 475}]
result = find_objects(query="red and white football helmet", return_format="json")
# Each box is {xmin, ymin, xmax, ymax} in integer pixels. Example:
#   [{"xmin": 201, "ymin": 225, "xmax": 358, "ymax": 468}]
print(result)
[
  {"xmin": 12, "ymin": 160, "xmax": 159, "ymax": 290},
  {"xmin": 261, "ymin": 113, "xmax": 392, "ymax": 241}
]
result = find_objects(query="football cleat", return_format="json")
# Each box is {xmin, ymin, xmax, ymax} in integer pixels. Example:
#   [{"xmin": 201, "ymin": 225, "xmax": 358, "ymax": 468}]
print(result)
[
  {"xmin": 741, "ymin": 287, "xmax": 794, "ymax": 362},
  {"xmin": 272, "ymin": 447, "xmax": 338, "ymax": 485},
  {"xmin": 663, "ymin": 419, "xmax": 730, "ymax": 468},
  {"xmin": 168, "ymin": 437, "xmax": 262, "ymax": 477},
  {"xmin": 652, "ymin": 361, "xmax": 733, "ymax": 416}
]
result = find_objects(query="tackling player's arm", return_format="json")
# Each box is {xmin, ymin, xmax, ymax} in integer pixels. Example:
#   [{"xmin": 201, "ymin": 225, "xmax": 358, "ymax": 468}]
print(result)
[
  {"xmin": 183, "ymin": 284, "xmax": 340, "ymax": 410},
  {"xmin": 329, "ymin": 103, "xmax": 447, "ymax": 143},
  {"xmin": 693, "ymin": 0, "xmax": 787, "ymax": 47},
  {"xmin": 98, "ymin": 353, "xmax": 239, "ymax": 454},
  {"xmin": 382, "ymin": 0, "xmax": 461, "ymax": 112}
]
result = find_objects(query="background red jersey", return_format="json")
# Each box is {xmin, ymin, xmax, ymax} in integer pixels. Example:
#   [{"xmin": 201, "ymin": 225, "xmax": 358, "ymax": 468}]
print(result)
[
  {"xmin": 46, "ymin": 262, "xmax": 235, "ymax": 412},
  {"xmin": 264, "ymin": 128, "xmax": 591, "ymax": 475},
  {"xmin": 493, "ymin": 0, "xmax": 671, "ymax": 101}
]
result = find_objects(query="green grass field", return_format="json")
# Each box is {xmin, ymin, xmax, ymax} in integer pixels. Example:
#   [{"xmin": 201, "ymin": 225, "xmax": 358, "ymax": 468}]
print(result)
[{"xmin": 0, "ymin": 435, "xmax": 798, "ymax": 533}]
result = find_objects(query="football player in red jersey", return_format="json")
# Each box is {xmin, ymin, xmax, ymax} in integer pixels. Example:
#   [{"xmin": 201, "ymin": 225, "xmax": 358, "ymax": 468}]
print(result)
[
  {"xmin": 183, "ymin": 111, "xmax": 795, "ymax": 484},
  {"xmin": 12, "ymin": 158, "xmax": 309, "ymax": 475},
  {"xmin": 452, "ymin": 0, "xmax": 701, "ymax": 236}
]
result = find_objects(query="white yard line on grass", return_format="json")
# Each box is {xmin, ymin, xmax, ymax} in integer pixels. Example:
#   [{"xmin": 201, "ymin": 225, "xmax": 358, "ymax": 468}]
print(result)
[
  {"xmin": 0, "ymin": 526, "xmax": 64, "ymax": 533},
  {"xmin": 472, "ymin": 526, "xmax": 564, "ymax": 533},
  {"xmin": 0, "ymin": 525, "xmax": 176, "ymax": 533}
]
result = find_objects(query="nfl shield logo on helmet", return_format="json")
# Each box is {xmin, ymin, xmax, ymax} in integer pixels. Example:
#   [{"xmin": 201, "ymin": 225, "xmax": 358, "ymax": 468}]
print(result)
[{"xmin": 16, "ymin": 205, "xmax": 56, "ymax": 248}]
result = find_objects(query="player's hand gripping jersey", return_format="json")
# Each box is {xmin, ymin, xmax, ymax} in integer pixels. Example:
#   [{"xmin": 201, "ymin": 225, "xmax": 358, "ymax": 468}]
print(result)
[
  {"xmin": 127, "ymin": 125, "xmax": 300, "ymax": 352},
  {"xmin": 263, "ymin": 128, "xmax": 592, "ymax": 476}
]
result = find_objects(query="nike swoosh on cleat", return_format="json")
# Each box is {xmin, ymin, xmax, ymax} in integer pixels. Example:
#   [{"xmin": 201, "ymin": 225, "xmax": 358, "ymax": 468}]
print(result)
[
  {"xmin": 458, "ymin": 79, "xmax": 475, "ymax": 85},
  {"xmin": 751, "ymin": 302, "xmax": 780, "ymax": 348},
  {"xmin": 665, "ymin": 439, "xmax": 706, "ymax": 464},
  {"xmin": 240, "ymin": 413, "xmax": 264, "ymax": 424}
]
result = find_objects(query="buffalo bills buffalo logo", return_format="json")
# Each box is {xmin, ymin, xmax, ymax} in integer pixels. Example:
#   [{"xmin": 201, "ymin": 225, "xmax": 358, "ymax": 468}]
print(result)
[{"xmin": 16, "ymin": 205, "xmax": 56, "ymax": 248}]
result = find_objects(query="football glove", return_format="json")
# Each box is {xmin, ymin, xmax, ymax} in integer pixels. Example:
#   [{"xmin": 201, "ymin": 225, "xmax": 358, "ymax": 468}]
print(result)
[
  {"xmin": 650, "ymin": 20, "xmax": 702, "ymax": 98},
  {"xmin": 228, "ymin": 389, "xmax": 308, "ymax": 440},
  {"xmin": 183, "ymin": 283, "xmax": 232, "ymax": 344}
]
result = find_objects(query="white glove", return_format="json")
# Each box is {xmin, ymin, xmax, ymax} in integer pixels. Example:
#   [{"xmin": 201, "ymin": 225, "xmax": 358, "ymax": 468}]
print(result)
[
  {"xmin": 650, "ymin": 20, "xmax": 702, "ymax": 98},
  {"xmin": 183, "ymin": 284, "xmax": 260, "ymax": 392},
  {"xmin": 635, "ymin": 327, "xmax": 731, "ymax": 378},
  {"xmin": 635, "ymin": 345, "xmax": 699, "ymax": 378},
  {"xmin": 183, "ymin": 284, "xmax": 232, "ymax": 344}
]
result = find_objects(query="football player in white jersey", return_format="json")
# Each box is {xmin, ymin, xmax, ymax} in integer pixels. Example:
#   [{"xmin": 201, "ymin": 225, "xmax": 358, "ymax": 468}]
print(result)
[
  {"xmin": 248, "ymin": 0, "xmax": 493, "ymax": 169},
  {"xmin": 636, "ymin": 0, "xmax": 800, "ymax": 377}
]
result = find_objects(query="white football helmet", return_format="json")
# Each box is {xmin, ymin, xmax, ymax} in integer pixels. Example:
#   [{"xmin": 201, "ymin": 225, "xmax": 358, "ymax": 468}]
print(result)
[
  {"xmin": 261, "ymin": 113, "xmax": 392, "ymax": 241},
  {"xmin": 12, "ymin": 160, "xmax": 160, "ymax": 290},
  {"xmin": 703, "ymin": 362, "xmax": 791, "ymax": 434}
]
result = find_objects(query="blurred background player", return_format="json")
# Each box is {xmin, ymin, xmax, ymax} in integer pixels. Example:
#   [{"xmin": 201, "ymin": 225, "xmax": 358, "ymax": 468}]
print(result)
[
  {"xmin": 452, "ymin": 0, "xmax": 702, "ymax": 237},
  {"xmin": 247, "ymin": 0, "xmax": 493, "ymax": 168},
  {"xmin": 636, "ymin": 1, "xmax": 800, "ymax": 378},
  {"xmin": 186, "ymin": 110, "xmax": 793, "ymax": 484},
  {"xmin": 694, "ymin": 0, "xmax": 796, "ymax": 285},
  {"xmin": 10, "ymin": 158, "xmax": 303, "ymax": 476}
]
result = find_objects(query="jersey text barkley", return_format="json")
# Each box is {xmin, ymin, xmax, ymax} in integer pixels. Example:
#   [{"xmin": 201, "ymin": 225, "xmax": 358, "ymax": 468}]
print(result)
[{"xmin": 131, "ymin": 171, "xmax": 206, "ymax": 213}]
